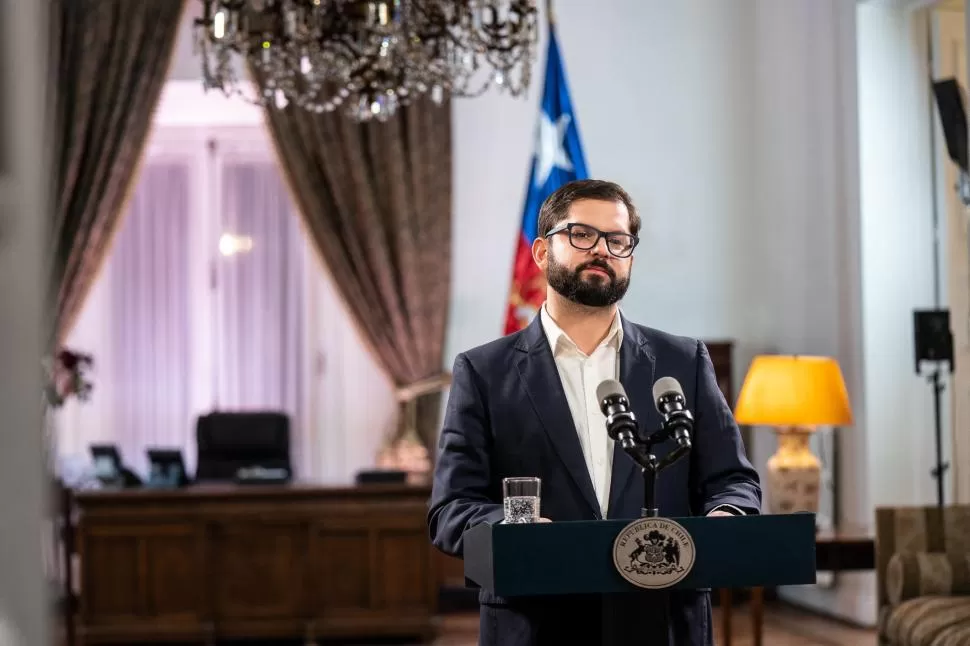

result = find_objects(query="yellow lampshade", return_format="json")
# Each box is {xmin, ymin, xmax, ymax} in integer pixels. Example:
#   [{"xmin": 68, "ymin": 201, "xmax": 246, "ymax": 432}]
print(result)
[{"xmin": 734, "ymin": 355, "xmax": 853, "ymax": 428}]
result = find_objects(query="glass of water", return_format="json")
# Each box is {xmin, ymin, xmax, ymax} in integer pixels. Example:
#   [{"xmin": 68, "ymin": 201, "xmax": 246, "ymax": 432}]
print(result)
[{"xmin": 503, "ymin": 476, "xmax": 541, "ymax": 523}]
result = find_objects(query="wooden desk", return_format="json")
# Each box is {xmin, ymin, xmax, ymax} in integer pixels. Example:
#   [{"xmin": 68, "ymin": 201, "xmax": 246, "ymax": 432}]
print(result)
[
  {"xmin": 720, "ymin": 529, "xmax": 875, "ymax": 646},
  {"xmin": 73, "ymin": 483, "xmax": 437, "ymax": 645}
]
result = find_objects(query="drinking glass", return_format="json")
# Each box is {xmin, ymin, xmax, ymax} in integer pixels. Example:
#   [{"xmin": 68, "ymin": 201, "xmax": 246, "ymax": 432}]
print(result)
[{"xmin": 503, "ymin": 476, "xmax": 541, "ymax": 523}]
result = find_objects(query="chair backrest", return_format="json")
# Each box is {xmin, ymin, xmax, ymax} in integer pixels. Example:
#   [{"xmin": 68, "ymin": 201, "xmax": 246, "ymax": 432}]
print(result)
[
  {"xmin": 875, "ymin": 505, "xmax": 970, "ymax": 610},
  {"xmin": 195, "ymin": 411, "xmax": 291, "ymax": 481}
]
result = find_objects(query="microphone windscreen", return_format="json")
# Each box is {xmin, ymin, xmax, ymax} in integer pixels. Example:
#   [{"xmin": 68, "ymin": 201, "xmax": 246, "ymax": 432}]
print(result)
[
  {"xmin": 652, "ymin": 377, "xmax": 684, "ymax": 409},
  {"xmin": 596, "ymin": 378, "xmax": 627, "ymax": 404}
]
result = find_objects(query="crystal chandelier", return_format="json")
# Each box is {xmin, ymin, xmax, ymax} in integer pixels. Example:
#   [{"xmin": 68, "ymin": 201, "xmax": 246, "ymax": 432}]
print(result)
[{"xmin": 194, "ymin": 0, "xmax": 540, "ymax": 121}]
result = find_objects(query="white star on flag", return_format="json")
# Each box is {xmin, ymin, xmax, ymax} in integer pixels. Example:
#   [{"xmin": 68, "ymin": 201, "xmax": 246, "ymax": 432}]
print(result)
[{"xmin": 534, "ymin": 111, "xmax": 573, "ymax": 187}]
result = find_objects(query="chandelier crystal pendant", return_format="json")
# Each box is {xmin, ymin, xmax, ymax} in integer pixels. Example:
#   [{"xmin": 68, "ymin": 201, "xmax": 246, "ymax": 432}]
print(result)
[{"xmin": 194, "ymin": 0, "xmax": 540, "ymax": 121}]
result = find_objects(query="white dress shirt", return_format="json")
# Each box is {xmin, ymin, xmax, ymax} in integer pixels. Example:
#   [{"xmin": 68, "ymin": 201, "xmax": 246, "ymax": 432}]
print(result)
[{"xmin": 539, "ymin": 305, "xmax": 622, "ymax": 518}]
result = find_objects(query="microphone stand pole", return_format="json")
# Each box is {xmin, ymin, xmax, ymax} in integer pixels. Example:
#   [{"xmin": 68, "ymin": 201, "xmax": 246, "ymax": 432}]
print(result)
[
  {"xmin": 604, "ymin": 415, "xmax": 693, "ymax": 646},
  {"xmin": 641, "ymin": 454, "xmax": 659, "ymax": 518}
]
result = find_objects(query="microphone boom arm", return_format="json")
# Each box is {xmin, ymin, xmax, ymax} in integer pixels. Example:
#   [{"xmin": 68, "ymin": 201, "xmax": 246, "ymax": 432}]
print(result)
[
  {"xmin": 598, "ymin": 378, "xmax": 694, "ymax": 518},
  {"xmin": 618, "ymin": 414, "xmax": 693, "ymax": 518}
]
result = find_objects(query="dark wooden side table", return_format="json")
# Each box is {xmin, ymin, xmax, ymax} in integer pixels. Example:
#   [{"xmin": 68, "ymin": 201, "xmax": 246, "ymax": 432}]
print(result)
[{"xmin": 718, "ymin": 529, "xmax": 875, "ymax": 646}]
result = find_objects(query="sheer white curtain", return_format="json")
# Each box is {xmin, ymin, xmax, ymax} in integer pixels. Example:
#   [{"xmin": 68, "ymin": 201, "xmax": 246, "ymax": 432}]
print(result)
[
  {"xmin": 57, "ymin": 152, "xmax": 198, "ymax": 477},
  {"xmin": 212, "ymin": 146, "xmax": 309, "ymax": 472},
  {"xmin": 57, "ymin": 92, "xmax": 398, "ymax": 484},
  {"xmin": 110, "ymin": 162, "xmax": 194, "ymax": 474},
  {"xmin": 307, "ymin": 264, "xmax": 398, "ymax": 482}
]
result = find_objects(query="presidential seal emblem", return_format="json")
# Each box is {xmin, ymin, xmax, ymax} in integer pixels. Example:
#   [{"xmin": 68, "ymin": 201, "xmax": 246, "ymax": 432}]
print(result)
[{"xmin": 612, "ymin": 517, "xmax": 696, "ymax": 589}]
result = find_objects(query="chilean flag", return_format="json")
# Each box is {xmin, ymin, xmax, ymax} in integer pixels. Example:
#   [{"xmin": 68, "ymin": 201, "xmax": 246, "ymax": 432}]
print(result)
[{"xmin": 503, "ymin": 24, "xmax": 589, "ymax": 334}]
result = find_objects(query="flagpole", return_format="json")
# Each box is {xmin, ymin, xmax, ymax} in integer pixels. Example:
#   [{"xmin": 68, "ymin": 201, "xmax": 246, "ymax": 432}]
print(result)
[{"xmin": 545, "ymin": 0, "xmax": 555, "ymax": 25}]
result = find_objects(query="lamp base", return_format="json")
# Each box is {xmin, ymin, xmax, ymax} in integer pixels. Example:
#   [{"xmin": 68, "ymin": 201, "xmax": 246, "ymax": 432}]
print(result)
[{"xmin": 765, "ymin": 427, "xmax": 820, "ymax": 516}]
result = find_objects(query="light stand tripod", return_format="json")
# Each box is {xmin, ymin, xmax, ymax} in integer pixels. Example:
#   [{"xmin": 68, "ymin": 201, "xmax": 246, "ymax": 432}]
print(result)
[
  {"xmin": 913, "ymin": 309, "xmax": 954, "ymax": 509},
  {"xmin": 927, "ymin": 368, "xmax": 949, "ymax": 509}
]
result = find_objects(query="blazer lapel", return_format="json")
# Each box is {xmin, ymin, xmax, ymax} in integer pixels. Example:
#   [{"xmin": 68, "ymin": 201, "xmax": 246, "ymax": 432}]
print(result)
[
  {"xmin": 607, "ymin": 315, "xmax": 656, "ymax": 518},
  {"xmin": 514, "ymin": 317, "xmax": 601, "ymax": 517}
]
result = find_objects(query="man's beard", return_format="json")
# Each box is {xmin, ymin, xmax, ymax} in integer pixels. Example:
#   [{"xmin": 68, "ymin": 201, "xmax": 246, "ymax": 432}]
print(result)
[{"xmin": 546, "ymin": 252, "xmax": 630, "ymax": 307}]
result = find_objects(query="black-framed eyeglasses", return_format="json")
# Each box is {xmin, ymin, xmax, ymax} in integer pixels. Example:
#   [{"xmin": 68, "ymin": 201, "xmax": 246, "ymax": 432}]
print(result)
[{"xmin": 544, "ymin": 222, "xmax": 639, "ymax": 258}]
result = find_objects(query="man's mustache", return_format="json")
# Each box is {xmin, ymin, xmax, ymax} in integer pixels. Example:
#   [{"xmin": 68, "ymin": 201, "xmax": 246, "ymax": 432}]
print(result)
[{"xmin": 577, "ymin": 260, "xmax": 615, "ymax": 279}]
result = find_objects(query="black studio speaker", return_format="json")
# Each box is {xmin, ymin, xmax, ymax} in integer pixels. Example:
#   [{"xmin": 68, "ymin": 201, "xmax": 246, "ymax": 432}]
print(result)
[
  {"xmin": 914, "ymin": 309, "xmax": 953, "ymax": 372},
  {"xmin": 933, "ymin": 79, "xmax": 969, "ymax": 174}
]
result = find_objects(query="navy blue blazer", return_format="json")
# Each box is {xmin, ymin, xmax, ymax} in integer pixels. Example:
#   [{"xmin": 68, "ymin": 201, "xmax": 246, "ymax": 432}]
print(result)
[{"xmin": 428, "ymin": 314, "xmax": 762, "ymax": 645}]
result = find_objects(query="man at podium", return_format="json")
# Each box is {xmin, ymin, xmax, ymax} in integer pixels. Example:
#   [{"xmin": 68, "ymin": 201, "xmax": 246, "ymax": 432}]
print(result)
[{"xmin": 428, "ymin": 180, "xmax": 761, "ymax": 645}]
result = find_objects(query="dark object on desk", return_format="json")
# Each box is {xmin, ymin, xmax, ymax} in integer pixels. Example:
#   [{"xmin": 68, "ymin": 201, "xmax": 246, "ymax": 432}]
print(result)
[
  {"xmin": 356, "ymin": 469, "xmax": 408, "ymax": 485},
  {"xmin": 90, "ymin": 443, "xmax": 142, "ymax": 488},
  {"xmin": 146, "ymin": 448, "xmax": 190, "ymax": 488},
  {"xmin": 90, "ymin": 444, "xmax": 121, "ymax": 476},
  {"xmin": 72, "ymin": 483, "xmax": 436, "ymax": 644},
  {"xmin": 195, "ymin": 411, "xmax": 291, "ymax": 481}
]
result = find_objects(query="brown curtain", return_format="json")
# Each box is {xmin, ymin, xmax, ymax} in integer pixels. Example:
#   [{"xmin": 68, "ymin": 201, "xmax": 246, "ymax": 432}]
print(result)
[
  {"xmin": 49, "ymin": 0, "xmax": 185, "ymax": 347},
  {"xmin": 261, "ymin": 96, "xmax": 452, "ymax": 452}
]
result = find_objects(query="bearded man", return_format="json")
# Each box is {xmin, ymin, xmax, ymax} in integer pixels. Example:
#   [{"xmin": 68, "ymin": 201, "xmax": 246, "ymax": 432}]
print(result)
[{"xmin": 428, "ymin": 179, "xmax": 761, "ymax": 646}]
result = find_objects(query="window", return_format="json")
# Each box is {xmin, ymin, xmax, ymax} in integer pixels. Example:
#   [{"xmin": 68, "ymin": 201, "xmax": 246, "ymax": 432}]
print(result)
[
  {"xmin": 58, "ymin": 82, "xmax": 398, "ymax": 484},
  {"xmin": 60, "ymin": 125, "xmax": 312, "ymax": 477}
]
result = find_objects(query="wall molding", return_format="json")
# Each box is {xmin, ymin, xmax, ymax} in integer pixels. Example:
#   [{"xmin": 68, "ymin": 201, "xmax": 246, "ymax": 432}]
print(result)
[{"xmin": 155, "ymin": 80, "xmax": 264, "ymax": 128}]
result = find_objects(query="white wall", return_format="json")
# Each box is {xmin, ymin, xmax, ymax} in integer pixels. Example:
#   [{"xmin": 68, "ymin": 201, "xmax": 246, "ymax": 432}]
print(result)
[{"xmin": 858, "ymin": 5, "xmax": 951, "ymax": 511}]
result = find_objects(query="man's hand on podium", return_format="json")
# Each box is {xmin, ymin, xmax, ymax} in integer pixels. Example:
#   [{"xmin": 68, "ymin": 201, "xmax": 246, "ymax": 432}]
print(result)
[
  {"xmin": 538, "ymin": 517, "xmax": 552, "ymax": 523},
  {"xmin": 707, "ymin": 504, "xmax": 746, "ymax": 517}
]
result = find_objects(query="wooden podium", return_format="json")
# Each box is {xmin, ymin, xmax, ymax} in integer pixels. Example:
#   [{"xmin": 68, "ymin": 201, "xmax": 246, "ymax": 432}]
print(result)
[{"xmin": 464, "ymin": 513, "xmax": 817, "ymax": 644}]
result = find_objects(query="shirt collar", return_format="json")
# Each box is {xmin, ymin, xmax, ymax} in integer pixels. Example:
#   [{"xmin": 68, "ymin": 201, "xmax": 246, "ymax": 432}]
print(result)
[{"xmin": 539, "ymin": 303, "xmax": 624, "ymax": 355}]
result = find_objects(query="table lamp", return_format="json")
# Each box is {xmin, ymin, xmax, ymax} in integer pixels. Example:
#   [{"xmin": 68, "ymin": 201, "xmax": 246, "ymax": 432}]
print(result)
[{"xmin": 734, "ymin": 355, "xmax": 853, "ymax": 516}]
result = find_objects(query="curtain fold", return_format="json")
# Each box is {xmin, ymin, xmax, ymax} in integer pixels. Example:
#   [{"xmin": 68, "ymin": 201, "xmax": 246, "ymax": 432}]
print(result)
[
  {"xmin": 260, "ymin": 94, "xmax": 452, "ymax": 453},
  {"xmin": 49, "ymin": 0, "xmax": 184, "ymax": 347}
]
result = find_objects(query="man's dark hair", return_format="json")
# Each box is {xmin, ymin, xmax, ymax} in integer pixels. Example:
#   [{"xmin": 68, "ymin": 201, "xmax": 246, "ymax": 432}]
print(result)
[{"xmin": 536, "ymin": 179, "xmax": 640, "ymax": 238}]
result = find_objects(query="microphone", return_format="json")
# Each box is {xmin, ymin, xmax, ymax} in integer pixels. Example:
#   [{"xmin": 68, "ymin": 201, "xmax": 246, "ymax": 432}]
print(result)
[
  {"xmin": 652, "ymin": 377, "xmax": 693, "ymax": 451},
  {"xmin": 596, "ymin": 379, "xmax": 639, "ymax": 451}
]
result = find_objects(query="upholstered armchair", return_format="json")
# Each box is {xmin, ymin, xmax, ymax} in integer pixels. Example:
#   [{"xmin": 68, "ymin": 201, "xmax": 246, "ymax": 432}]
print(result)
[{"xmin": 876, "ymin": 505, "xmax": 970, "ymax": 645}]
